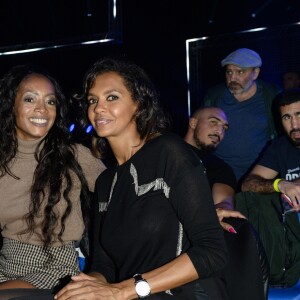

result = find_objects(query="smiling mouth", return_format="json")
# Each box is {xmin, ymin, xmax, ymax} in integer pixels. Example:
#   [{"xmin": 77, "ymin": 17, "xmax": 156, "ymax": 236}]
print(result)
[
  {"xmin": 29, "ymin": 118, "xmax": 48, "ymax": 125},
  {"xmin": 95, "ymin": 118, "xmax": 111, "ymax": 126}
]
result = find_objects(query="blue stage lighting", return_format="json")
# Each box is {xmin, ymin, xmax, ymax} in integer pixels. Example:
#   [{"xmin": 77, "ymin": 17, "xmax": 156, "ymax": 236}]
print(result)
[
  {"xmin": 86, "ymin": 125, "xmax": 93, "ymax": 133},
  {"xmin": 69, "ymin": 123, "xmax": 75, "ymax": 132}
]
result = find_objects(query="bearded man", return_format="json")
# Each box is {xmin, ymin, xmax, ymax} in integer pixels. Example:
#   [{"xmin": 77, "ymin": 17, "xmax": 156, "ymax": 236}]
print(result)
[
  {"xmin": 242, "ymin": 88, "xmax": 300, "ymax": 211},
  {"xmin": 240, "ymin": 88, "xmax": 300, "ymax": 288},
  {"xmin": 184, "ymin": 106, "xmax": 269, "ymax": 300},
  {"xmin": 203, "ymin": 48, "xmax": 279, "ymax": 186}
]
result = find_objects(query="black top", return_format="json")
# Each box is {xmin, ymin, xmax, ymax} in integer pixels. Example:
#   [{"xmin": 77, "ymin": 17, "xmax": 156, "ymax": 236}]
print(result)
[
  {"xmin": 258, "ymin": 135, "xmax": 300, "ymax": 180},
  {"xmin": 90, "ymin": 133, "xmax": 228, "ymax": 283},
  {"xmin": 190, "ymin": 145, "xmax": 237, "ymax": 190}
]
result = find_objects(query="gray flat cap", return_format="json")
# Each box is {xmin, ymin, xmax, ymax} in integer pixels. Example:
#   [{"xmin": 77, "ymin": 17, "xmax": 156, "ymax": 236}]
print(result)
[{"xmin": 221, "ymin": 48, "xmax": 262, "ymax": 68}]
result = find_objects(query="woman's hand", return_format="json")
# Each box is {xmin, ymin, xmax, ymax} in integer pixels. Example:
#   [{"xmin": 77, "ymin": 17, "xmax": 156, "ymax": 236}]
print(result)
[
  {"xmin": 216, "ymin": 208, "xmax": 246, "ymax": 233},
  {"xmin": 54, "ymin": 273, "xmax": 127, "ymax": 300}
]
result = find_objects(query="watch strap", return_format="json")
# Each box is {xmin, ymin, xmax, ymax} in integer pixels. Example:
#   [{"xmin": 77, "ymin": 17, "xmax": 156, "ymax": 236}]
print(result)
[
  {"xmin": 133, "ymin": 273, "xmax": 151, "ymax": 298},
  {"xmin": 133, "ymin": 274, "xmax": 144, "ymax": 282}
]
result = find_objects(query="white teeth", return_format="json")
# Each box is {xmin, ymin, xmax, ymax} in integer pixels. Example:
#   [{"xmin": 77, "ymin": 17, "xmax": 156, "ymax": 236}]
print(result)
[
  {"xmin": 96, "ymin": 119, "xmax": 110, "ymax": 125},
  {"xmin": 30, "ymin": 118, "xmax": 47, "ymax": 124}
]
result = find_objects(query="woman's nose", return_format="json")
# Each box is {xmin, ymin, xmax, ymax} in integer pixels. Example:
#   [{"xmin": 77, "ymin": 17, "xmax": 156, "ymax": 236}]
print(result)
[{"xmin": 34, "ymin": 101, "xmax": 47, "ymax": 113}]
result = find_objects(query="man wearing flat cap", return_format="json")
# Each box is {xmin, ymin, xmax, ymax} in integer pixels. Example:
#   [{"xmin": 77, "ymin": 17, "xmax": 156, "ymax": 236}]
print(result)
[{"xmin": 203, "ymin": 48, "xmax": 279, "ymax": 188}]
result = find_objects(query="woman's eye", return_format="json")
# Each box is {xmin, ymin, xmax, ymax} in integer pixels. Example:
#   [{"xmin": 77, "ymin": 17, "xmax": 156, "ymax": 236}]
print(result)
[
  {"xmin": 107, "ymin": 95, "xmax": 118, "ymax": 101},
  {"xmin": 24, "ymin": 97, "xmax": 34, "ymax": 103},
  {"xmin": 88, "ymin": 98, "xmax": 97, "ymax": 105},
  {"xmin": 47, "ymin": 99, "xmax": 57, "ymax": 106}
]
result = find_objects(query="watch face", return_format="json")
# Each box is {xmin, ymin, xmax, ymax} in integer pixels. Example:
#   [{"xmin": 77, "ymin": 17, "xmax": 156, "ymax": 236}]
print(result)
[{"xmin": 136, "ymin": 280, "xmax": 151, "ymax": 297}]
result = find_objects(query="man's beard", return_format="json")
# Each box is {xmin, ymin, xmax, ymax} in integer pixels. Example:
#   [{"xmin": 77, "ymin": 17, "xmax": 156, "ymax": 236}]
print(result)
[
  {"xmin": 228, "ymin": 80, "xmax": 252, "ymax": 95},
  {"xmin": 194, "ymin": 134, "xmax": 216, "ymax": 154},
  {"xmin": 288, "ymin": 129, "xmax": 300, "ymax": 147}
]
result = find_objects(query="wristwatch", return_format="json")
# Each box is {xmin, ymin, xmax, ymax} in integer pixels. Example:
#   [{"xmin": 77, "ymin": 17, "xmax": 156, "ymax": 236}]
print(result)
[{"xmin": 133, "ymin": 274, "xmax": 151, "ymax": 298}]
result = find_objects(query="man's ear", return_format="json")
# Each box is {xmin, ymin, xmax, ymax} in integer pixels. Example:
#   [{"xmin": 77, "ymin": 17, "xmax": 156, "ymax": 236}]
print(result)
[
  {"xmin": 189, "ymin": 118, "xmax": 197, "ymax": 129},
  {"xmin": 253, "ymin": 67, "xmax": 260, "ymax": 80}
]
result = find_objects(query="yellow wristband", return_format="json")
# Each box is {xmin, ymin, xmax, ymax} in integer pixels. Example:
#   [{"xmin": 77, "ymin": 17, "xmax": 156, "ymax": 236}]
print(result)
[{"xmin": 273, "ymin": 178, "xmax": 283, "ymax": 193}]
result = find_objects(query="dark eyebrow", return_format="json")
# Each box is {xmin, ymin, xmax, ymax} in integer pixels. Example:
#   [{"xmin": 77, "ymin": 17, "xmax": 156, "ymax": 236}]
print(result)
[
  {"xmin": 208, "ymin": 116, "xmax": 221, "ymax": 121},
  {"xmin": 103, "ymin": 89, "xmax": 119, "ymax": 94},
  {"xmin": 87, "ymin": 92, "xmax": 97, "ymax": 97},
  {"xmin": 88, "ymin": 89, "xmax": 120, "ymax": 97},
  {"xmin": 208, "ymin": 116, "xmax": 229, "ymax": 127},
  {"xmin": 24, "ymin": 90, "xmax": 56, "ymax": 98}
]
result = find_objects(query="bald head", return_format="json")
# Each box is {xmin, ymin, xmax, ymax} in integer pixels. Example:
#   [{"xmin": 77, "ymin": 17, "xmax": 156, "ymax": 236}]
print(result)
[{"xmin": 185, "ymin": 107, "xmax": 229, "ymax": 152}]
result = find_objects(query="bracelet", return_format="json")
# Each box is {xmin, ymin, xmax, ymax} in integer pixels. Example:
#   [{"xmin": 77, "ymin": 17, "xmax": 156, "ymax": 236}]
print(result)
[{"xmin": 273, "ymin": 178, "xmax": 283, "ymax": 192}]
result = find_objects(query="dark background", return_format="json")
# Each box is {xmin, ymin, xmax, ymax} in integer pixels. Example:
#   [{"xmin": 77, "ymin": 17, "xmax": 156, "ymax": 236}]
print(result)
[{"xmin": 1, "ymin": 0, "xmax": 300, "ymax": 137}]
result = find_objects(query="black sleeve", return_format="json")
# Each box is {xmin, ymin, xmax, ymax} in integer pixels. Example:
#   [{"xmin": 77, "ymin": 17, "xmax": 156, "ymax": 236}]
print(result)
[
  {"xmin": 256, "ymin": 142, "xmax": 280, "ymax": 172},
  {"xmin": 166, "ymin": 140, "xmax": 228, "ymax": 278},
  {"xmin": 89, "ymin": 173, "xmax": 116, "ymax": 283},
  {"xmin": 206, "ymin": 156, "xmax": 237, "ymax": 191}
]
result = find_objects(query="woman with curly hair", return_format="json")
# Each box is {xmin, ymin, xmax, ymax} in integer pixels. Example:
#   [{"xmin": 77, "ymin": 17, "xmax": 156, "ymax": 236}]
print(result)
[
  {"xmin": 56, "ymin": 58, "xmax": 228, "ymax": 300},
  {"xmin": 0, "ymin": 64, "xmax": 105, "ymax": 299}
]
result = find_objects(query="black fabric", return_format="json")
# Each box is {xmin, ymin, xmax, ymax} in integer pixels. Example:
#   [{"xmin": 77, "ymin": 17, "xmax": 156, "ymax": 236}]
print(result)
[
  {"xmin": 258, "ymin": 135, "xmax": 300, "ymax": 180},
  {"xmin": 235, "ymin": 191, "xmax": 300, "ymax": 287},
  {"xmin": 0, "ymin": 288, "xmax": 53, "ymax": 300},
  {"xmin": 10, "ymin": 297, "xmax": 53, "ymax": 300},
  {"xmin": 189, "ymin": 145, "xmax": 237, "ymax": 190},
  {"xmin": 194, "ymin": 278, "xmax": 229, "ymax": 300},
  {"xmin": 90, "ymin": 133, "xmax": 228, "ymax": 298},
  {"xmin": 143, "ymin": 279, "xmax": 229, "ymax": 300},
  {"xmin": 76, "ymin": 191, "xmax": 95, "ymax": 272},
  {"xmin": 191, "ymin": 145, "xmax": 268, "ymax": 299},
  {"xmin": 222, "ymin": 218, "xmax": 268, "ymax": 300}
]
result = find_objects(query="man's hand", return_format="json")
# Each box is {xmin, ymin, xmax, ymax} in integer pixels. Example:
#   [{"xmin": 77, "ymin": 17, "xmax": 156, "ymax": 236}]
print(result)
[{"xmin": 278, "ymin": 180, "xmax": 300, "ymax": 210}]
